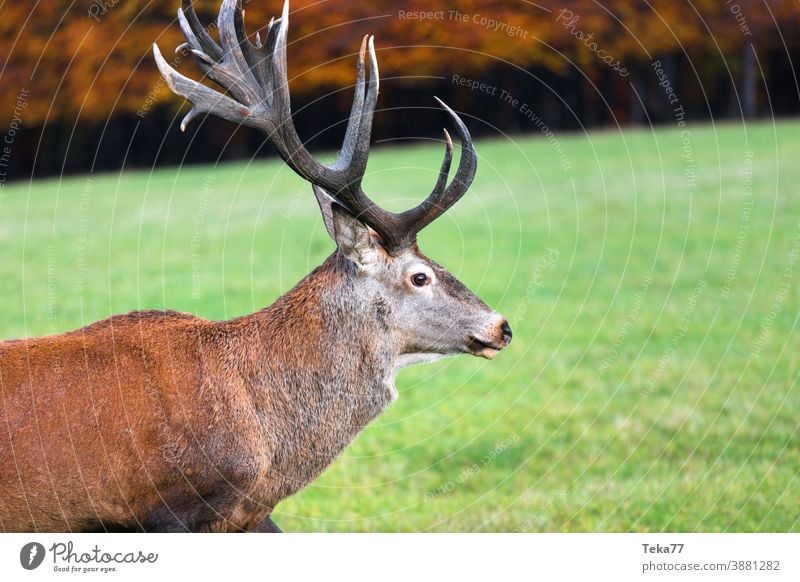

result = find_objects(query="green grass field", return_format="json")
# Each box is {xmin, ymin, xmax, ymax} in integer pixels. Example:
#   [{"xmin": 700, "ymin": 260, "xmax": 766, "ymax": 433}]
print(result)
[{"xmin": 1, "ymin": 120, "xmax": 798, "ymax": 531}]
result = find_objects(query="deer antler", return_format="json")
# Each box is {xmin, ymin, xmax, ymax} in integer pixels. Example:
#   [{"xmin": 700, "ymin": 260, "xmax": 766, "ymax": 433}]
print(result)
[{"xmin": 153, "ymin": 0, "xmax": 477, "ymax": 253}]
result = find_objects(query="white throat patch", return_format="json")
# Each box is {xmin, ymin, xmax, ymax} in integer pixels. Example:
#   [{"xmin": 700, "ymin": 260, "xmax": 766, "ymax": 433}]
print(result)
[{"xmin": 394, "ymin": 352, "xmax": 446, "ymax": 370}]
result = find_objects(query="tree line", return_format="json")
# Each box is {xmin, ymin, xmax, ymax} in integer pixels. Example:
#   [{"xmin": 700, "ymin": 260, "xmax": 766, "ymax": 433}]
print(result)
[{"xmin": 1, "ymin": 0, "xmax": 798, "ymax": 179}]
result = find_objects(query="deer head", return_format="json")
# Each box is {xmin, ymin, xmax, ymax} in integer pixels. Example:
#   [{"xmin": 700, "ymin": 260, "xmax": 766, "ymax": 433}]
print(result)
[{"xmin": 153, "ymin": 0, "xmax": 512, "ymax": 365}]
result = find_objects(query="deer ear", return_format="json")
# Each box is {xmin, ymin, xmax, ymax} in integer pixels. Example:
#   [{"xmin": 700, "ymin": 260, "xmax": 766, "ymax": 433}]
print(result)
[
  {"xmin": 312, "ymin": 185, "xmax": 337, "ymax": 240},
  {"xmin": 330, "ymin": 202, "xmax": 378, "ymax": 267}
]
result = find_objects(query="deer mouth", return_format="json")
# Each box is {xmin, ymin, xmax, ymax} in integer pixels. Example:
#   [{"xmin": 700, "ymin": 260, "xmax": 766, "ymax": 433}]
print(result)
[{"xmin": 466, "ymin": 336, "xmax": 504, "ymax": 360}]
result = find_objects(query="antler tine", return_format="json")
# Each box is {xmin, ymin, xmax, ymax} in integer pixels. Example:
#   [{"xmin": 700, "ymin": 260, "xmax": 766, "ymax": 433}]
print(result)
[
  {"xmin": 178, "ymin": 0, "xmax": 223, "ymax": 61},
  {"xmin": 217, "ymin": 0, "xmax": 262, "ymax": 104},
  {"xmin": 346, "ymin": 35, "xmax": 379, "ymax": 180},
  {"xmin": 165, "ymin": 1, "xmax": 263, "ymax": 121},
  {"xmin": 434, "ymin": 96, "xmax": 477, "ymax": 195},
  {"xmin": 321, "ymin": 35, "xmax": 387, "ymax": 229},
  {"xmin": 243, "ymin": 16, "xmax": 273, "ymax": 90},
  {"xmin": 154, "ymin": 43, "xmax": 253, "ymax": 131},
  {"xmin": 229, "ymin": 0, "xmax": 270, "ymax": 90},
  {"xmin": 155, "ymin": 0, "xmax": 478, "ymax": 254},
  {"xmin": 431, "ymin": 129, "xmax": 454, "ymax": 197},
  {"xmin": 337, "ymin": 35, "xmax": 368, "ymax": 171},
  {"xmin": 158, "ymin": 0, "xmax": 381, "ymax": 186},
  {"xmin": 252, "ymin": 16, "xmax": 280, "ymax": 104},
  {"xmin": 264, "ymin": 0, "xmax": 334, "ymax": 184},
  {"xmin": 264, "ymin": 3, "xmax": 391, "ymax": 236},
  {"xmin": 392, "ymin": 99, "xmax": 478, "ymax": 241}
]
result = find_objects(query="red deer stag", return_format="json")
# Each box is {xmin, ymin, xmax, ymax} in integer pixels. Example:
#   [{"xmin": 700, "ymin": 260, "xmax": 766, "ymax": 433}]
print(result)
[{"xmin": 0, "ymin": 0, "xmax": 511, "ymax": 532}]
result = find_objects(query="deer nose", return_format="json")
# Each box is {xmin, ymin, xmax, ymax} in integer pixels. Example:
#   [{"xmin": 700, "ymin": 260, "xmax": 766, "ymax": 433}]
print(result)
[{"xmin": 501, "ymin": 320, "xmax": 513, "ymax": 345}]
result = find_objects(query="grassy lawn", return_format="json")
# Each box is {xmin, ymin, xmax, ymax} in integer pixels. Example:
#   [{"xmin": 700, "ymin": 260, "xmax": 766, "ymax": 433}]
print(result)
[{"xmin": 1, "ymin": 119, "xmax": 798, "ymax": 531}]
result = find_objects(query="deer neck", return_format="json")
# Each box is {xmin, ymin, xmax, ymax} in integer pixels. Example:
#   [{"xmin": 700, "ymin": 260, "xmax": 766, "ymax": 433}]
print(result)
[
  {"xmin": 222, "ymin": 253, "xmax": 397, "ymax": 499},
  {"xmin": 234, "ymin": 252, "xmax": 398, "ymax": 418}
]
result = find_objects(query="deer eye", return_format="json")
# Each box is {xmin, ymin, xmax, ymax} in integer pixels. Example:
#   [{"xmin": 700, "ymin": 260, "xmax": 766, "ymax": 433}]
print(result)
[{"xmin": 411, "ymin": 273, "xmax": 429, "ymax": 287}]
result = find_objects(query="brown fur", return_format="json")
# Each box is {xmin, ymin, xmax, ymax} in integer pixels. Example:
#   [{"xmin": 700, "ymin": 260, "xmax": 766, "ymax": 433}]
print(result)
[{"xmin": 0, "ymin": 254, "xmax": 398, "ymax": 532}]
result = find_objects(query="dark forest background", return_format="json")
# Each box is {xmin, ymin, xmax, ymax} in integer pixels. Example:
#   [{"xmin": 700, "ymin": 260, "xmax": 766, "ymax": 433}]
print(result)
[{"xmin": 1, "ymin": 0, "xmax": 798, "ymax": 181}]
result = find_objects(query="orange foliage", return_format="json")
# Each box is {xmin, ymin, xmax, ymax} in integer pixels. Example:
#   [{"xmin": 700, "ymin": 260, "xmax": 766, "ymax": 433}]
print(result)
[{"xmin": 1, "ymin": 0, "xmax": 799, "ymax": 126}]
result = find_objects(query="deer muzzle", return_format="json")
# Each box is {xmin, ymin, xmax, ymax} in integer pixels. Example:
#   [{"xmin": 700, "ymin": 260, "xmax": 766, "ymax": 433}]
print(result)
[{"xmin": 466, "ymin": 318, "xmax": 512, "ymax": 360}]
